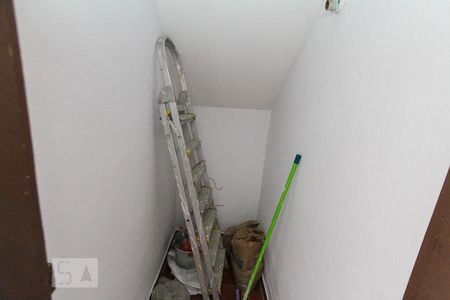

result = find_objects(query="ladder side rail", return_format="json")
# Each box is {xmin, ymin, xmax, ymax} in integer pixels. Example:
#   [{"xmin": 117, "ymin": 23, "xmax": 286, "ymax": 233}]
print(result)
[
  {"xmin": 158, "ymin": 36, "xmax": 222, "ymax": 298},
  {"xmin": 171, "ymin": 45, "xmax": 224, "ymax": 280},
  {"xmin": 170, "ymin": 45, "xmax": 217, "ymax": 209},
  {"xmin": 157, "ymin": 39, "xmax": 203, "ymax": 203},
  {"xmin": 185, "ymin": 113, "xmax": 217, "ymax": 208},
  {"xmin": 177, "ymin": 94, "xmax": 203, "ymax": 194},
  {"xmin": 157, "ymin": 37, "xmax": 213, "ymax": 299},
  {"xmin": 181, "ymin": 114, "xmax": 200, "ymax": 169},
  {"xmin": 184, "ymin": 118, "xmax": 205, "ymax": 200},
  {"xmin": 185, "ymin": 121, "xmax": 203, "ymax": 179},
  {"xmin": 157, "ymin": 103, "xmax": 209, "ymax": 299},
  {"xmin": 183, "ymin": 100, "xmax": 223, "ymax": 288},
  {"xmin": 167, "ymin": 100, "xmax": 220, "ymax": 300},
  {"xmin": 156, "ymin": 38, "xmax": 174, "ymax": 96},
  {"xmin": 180, "ymin": 87, "xmax": 223, "ymax": 273},
  {"xmin": 165, "ymin": 38, "xmax": 220, "ymax": 269}
]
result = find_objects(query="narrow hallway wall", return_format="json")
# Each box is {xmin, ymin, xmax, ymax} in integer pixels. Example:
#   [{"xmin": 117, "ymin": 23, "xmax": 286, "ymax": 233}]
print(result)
[
  {"xmin": 14, "ymin": 1, "xmax": 176, "ymax": 299},
  {"xmin": 194, "ymin": 106, "xmax": 271, "ymax": 228},
  {"xmin": 258, "ymin": 1, "xmax": 450, "ymax": 299}
]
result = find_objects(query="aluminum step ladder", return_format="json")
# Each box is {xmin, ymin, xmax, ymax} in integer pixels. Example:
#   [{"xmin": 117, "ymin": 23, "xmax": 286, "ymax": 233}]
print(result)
[{"xmin": 156, "ymin": 37, "xmax": 225, "ymax": 300}]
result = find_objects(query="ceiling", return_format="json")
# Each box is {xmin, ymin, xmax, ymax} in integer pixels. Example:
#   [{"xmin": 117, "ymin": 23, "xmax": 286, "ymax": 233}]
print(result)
[{"xmin": 156, "ymin": 0, "xmax": 320, "ymax": 109}]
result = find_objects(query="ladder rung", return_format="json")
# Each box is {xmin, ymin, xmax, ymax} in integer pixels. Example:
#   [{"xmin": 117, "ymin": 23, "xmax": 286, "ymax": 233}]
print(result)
[
  {"xmin": 213, "ymin": 249, "xmax": 226, "ymax": 293},
  {"xmin": 186, "ymin": 139, "xmax": 201, "ymax": 156},
  {"xmin": 203, "ymin": 209, "xmax": 217, "ymax": 241},
  {"xmin": 179, "ymin": 113, "xmax": 195, "ymax": 124},
  {"xmin": 198, "ymin": 186, "xmax": 212, "ymax": 214},
  {"xmin": 208, "ymin": 228, "xmax": 221, "ymax": 264},
  {"xmin": 192, "ymin": 164, "xmax": 206, "ymax": 184}
]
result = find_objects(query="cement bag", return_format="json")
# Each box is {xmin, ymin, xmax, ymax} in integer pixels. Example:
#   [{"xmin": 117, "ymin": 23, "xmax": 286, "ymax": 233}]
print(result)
[
  {"xmin": 231, "ymin": 256, "xmax": 264, "ymax": 293},
  {"xmin": 231, "ymin": 225, "xmax": 265, "ymax": 292},
  {"xmin": 223, "ymin": 220, "xmax": 260, "ymax": 255},
  {"xmin": 231, "ymin": 226, "xmax": 264, "ymax": 271}
]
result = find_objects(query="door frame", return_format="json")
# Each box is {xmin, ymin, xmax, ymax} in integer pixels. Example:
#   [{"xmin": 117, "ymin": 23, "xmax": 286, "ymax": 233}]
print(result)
[
  {"xmin": 0, "ymin": 1, "xmax": 51, "ymax": 299},
  {"xmin": 404, "ymin": 168, "xmax": 450, "ymax": 299}
]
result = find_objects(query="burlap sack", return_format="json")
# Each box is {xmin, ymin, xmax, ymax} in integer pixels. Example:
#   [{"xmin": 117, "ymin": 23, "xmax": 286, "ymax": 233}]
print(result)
[
  {"xmin": 231, "ymin": 226, "xmax": 264, "ymax": 261},
  {"xmin": 231, "ymin": 256, "xmax": 264, "ymax": 292},
  {"xmin": 223, "ymin": 220, "xmax": 260, "ymax": 255}
]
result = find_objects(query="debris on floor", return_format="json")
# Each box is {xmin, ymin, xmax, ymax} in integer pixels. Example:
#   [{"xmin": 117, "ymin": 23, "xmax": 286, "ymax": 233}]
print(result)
[
  {"xmin": 151, "ymin": 277, "xmax": 190, "ymax": 300},
  {"xmin": 226, "ymin": 221, "xmax": 265, "ymax": 293},
  {"xmin": 167, "ymin": 228, "xmax": 201, "ymax": 295},
  {"xmin": 153, "ymin": 232, "xmax": 268, "ymax": 300},
  {"xmin": 167, "ymin": 249, "xmax": 200, "ymax": 295}
]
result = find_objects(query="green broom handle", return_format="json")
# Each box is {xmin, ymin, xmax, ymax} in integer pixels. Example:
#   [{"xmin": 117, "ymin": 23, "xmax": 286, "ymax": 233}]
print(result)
[{"xmin": 242, "ymin": 154, "xmax": 301, "ymax": 300}]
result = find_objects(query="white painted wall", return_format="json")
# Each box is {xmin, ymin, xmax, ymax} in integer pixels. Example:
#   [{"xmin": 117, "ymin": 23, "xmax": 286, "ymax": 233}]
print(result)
[
  {"xmin": 156, "ymin": 0, "xmax": 318, "ymax": 109},
  {"xmin": 14, "ymin": 1, "xmax": 177, "ymax": 299},
  {"xmin": 194, "ymin": 106, "xmax": 271, "ymax": 228},
  {"xmin": 14, "ymin": 1, "xmax": 450, "ymax": 299},
  {"xmin": 258, "ymin": 1, "xmax": 450, "ymax": 299}
]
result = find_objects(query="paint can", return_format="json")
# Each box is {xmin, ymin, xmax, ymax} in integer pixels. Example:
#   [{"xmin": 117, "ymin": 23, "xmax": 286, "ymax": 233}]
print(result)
[
  {"xmin": 174, "ymin": 246, "xmax": 195, "ymax": 269},
  {"xmin": 174, "ymin": 228, "xmax": 195, "ymax": 269}
]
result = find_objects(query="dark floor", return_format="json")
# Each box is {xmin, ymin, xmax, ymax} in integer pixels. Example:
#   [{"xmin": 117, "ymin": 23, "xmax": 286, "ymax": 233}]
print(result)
[{"xmin": 155, "ymin": 255, "xmax": 266, "ymax": 300}]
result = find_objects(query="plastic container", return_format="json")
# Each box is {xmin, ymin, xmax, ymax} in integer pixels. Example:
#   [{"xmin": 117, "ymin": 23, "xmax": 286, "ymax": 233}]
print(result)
[
  {"xmin": 174, "ymin": 245, "xmax": 195, "ymax": 269},
  {"xmin": 174, "ymin": 228, "xmax": 195, "ymax": 269}
]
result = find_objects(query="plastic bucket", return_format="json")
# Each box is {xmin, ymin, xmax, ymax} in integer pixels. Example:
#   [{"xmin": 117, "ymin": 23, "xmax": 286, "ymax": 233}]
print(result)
[{"xmin": 175, "ymin": 245, "xmax": 195, "ymax": 269}]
